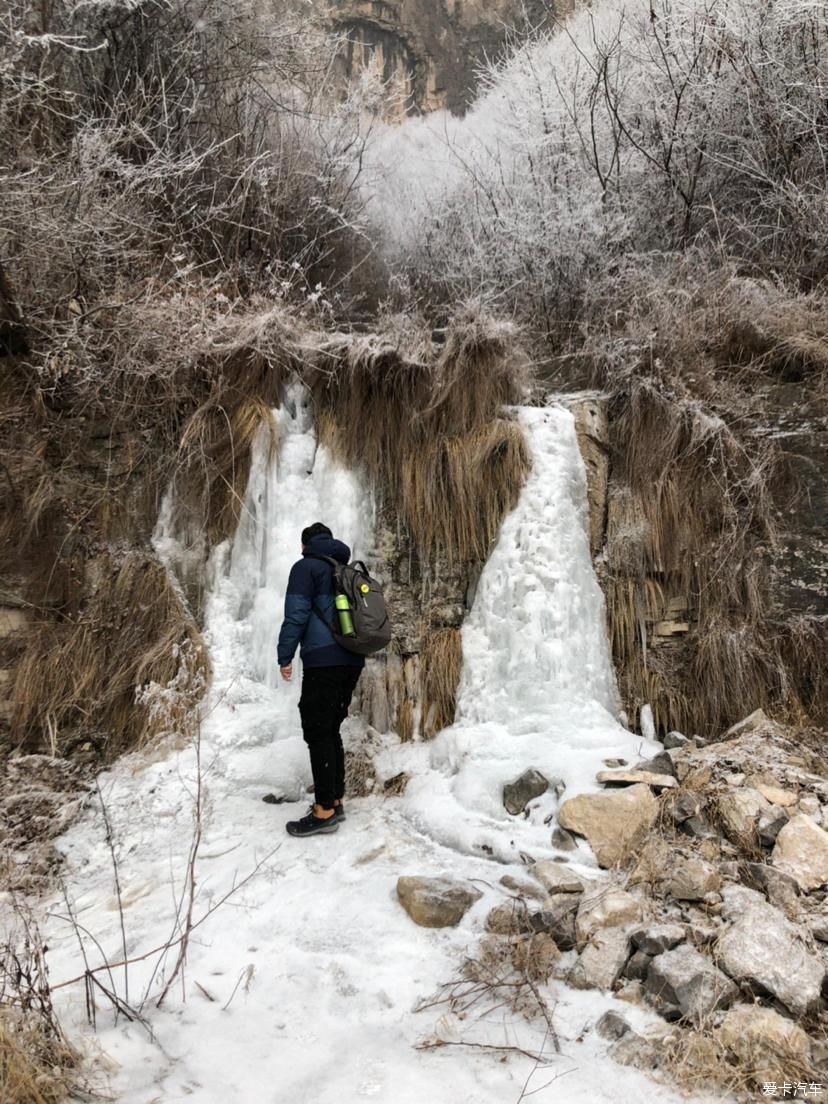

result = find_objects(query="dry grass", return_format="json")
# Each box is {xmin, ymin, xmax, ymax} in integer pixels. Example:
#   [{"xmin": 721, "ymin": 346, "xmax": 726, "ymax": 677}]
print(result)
[
  {"xmin": 0, "ymin": 1012, "xmax": 76, "ymax": 1104},
  {"xmin": 175, "ymin": 395, "xmax": 279, "ymax": 545},
  {"xmin": 660, "ymin": 1019, "xmax": 823, "ymax": 1101},
  {"xmin": 419, "ymin": 628, "xmax": 463, "ymax": 739},
  {"xmin": 309, "ymin": 307, "xmax": 532, "ymax": 564},
  {"xmin": 11, "ymin": 552, "xmax": 209, "ymax": 758},
  {"xmin": 585, "ymin": 262, "xmax": 827, "ymax": 736},
  {"xmin": 396, "ymin": 697, "xmax": 416, "ymax": 744},
  {"xmin": 1, "ymin": 902, "xmax": 79, "ymax": 1104}
]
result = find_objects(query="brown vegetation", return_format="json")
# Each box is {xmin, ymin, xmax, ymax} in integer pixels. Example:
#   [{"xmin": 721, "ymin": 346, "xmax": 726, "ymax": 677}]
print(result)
[
  {"xmin": 589, "ymin": 263, "xmax": 827, "ymax": 736},
  {"xmin": 311, "ymin": 308, "xmax": 532, "ymax": 563},
  {"xmin": 11, "ymin": 553, "xmax": 208, "ymax": 757},
  {"xmin": 419, "ymin": 628, "xmax": 464, "ymax": 739},
  {"xmin": 1, "ymin": 909, "xmax": 78, "ymax": 1104}
]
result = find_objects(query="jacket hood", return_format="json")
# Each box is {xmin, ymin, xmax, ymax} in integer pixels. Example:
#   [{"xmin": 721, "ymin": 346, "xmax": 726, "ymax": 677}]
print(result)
[{"xmin": 303, "ymin": 534, "xmax": 351, "ymax": 564}]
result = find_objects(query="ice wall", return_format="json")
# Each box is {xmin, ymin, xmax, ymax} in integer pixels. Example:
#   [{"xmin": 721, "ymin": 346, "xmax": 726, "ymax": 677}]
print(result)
[{"xmin": 396, "ymin": 405, "xmax": 654, "ymax": 862}]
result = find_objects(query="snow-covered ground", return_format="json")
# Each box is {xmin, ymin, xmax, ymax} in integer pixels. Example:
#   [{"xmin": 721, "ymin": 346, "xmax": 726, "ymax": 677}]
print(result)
[{"xmin": 38, "ymin": 388, "xmax": 710, "ymax": 1102}]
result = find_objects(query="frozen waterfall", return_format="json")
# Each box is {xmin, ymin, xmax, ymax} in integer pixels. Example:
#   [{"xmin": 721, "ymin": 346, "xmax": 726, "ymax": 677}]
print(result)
[{"xmin": 190, "ymin": 392, "xmax": 653, "ymax": 859}]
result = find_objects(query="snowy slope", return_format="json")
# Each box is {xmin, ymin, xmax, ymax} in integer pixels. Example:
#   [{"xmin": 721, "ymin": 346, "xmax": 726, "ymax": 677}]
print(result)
[{"xmin": 39, "ymin": 390, "xmax": 712, "ymax": 1103}]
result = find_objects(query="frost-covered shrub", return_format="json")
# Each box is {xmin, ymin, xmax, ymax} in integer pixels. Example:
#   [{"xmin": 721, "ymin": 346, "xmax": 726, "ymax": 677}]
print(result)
[
  {"xmin": 363, "ymin": 0, "xmax": 828, "ymax": 336},
  {"xmin": 0, "ymin": 0, "xmax": 375, "ymax": 342}
]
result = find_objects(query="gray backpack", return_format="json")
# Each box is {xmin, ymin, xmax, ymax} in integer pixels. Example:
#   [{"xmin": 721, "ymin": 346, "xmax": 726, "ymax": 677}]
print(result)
[{"xmin": 309, "ymin": 555, "xmax": 392, "ymax": 656}]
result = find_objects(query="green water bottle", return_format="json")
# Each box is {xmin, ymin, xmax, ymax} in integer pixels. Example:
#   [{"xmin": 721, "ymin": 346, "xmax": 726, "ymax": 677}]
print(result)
[{"xmin": 335, "ymin": 593, "xmax": 356, "ymax": 636}]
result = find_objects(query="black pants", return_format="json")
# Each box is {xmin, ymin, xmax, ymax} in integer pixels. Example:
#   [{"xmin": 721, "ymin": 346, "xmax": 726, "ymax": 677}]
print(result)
[{"xmin": 299, "ymin": 665, "xmax": 362, "ymax": 809}]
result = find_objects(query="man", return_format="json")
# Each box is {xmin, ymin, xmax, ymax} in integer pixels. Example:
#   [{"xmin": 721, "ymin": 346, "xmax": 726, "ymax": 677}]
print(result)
[{"xmin": 277, "ymin": 522, "xmax": 364, "ymax": 837}]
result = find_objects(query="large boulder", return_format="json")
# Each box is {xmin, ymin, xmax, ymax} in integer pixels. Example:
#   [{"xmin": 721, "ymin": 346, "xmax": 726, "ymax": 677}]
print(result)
[
  {"xmin": 569, "ymin": 928, "xmax": 630, "ymax": 991},
  {"xmin": 772, "ymin": 814, "xmax": 828, "ymax": 892},
  {"xmin": 575, "ymin": 887, "xmax": 643, "ymax": 944},
  {"xmin": 717, "ymin": 886, "xmax": 824, "ymax": 1017},
  {"xmin": 558, "ymin": 784, "xmax": 658, "ymax": 868},
  {"xmin": 396, "ymin": 876, "xmax": 481, "ymax": 928},
  {"xmin": 716, "ymin": 1004, "xmax": 812, "ymax": 1084},
  {"xmin": 503, "ymin": 768, "xmax": 550, "ymax": 815},
  {"xmin": 644, "ymin": 944, "xmax": 738, "ymax": 1025}
]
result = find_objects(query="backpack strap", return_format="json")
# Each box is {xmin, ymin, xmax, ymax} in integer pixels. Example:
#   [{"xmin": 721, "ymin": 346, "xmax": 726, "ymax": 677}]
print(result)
[{"xmin": 304, "ymin": 552, "xmax": 340, "ymax": 633}]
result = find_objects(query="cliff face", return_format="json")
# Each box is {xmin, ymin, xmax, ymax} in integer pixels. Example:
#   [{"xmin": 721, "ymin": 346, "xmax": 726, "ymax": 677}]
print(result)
[{"xmin": 328, "ymin": 0, "xmax": 555, "ymax": 113}]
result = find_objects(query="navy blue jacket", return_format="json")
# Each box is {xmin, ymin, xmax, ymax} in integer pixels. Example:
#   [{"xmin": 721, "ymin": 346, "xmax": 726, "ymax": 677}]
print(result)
[{"xmin": 277, "ymin": 535, "xmax": 365, "ymax": 670}]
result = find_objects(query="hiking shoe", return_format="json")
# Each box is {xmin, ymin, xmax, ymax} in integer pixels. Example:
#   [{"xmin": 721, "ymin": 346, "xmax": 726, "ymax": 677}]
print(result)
[
  {"xmin": 333, "ymin": 803, "xmax": 346, "ymax": 822},
  {"xmin": 286, "ymin": 810, "xmax": 339, "ymax": 837}
]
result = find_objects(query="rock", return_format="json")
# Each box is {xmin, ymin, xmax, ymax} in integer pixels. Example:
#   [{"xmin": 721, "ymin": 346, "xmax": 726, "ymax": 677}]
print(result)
[
  {"xmin": 625, "ymin": 950, "xmax": 652, "ymax": 981},
  {"xmin": 575, "ymin": 887, "xmax": 644, "ymax": 944},
  {"xmin": 631, "ymin": 923, "xmax": 686, "ymax": 956},
  {"xmin": 551, "ymin": 949, "xmax": 578, "ymax": 981},
  {"xmin": 615, "ymin": 980, "xmax": 645, "ymax": 1005},
  {"xmin": 810, "ymin": 914, "xmax": 828, "ymax": 942},
  {"xmin": 719, "ymin": 883, "xmax": 765, "ymax": 912},
  {"xmin": 718, "ymin": 885, "xmax": 823, "ymax": 1017},
  {"xmin": 758, "ymin": 806, "xmax": 790, "ymax": 848},
  {"xmin": 752, "ymin": 783, "xmax": 798, "ymax": 808},
  {"xmin": 503, "ymin": 769, "xmax": 549, "ymax": 815},
  {"xmin": 718, "ymin": 787, "xmax": 772, "ymax": 843},
  {"xmin": 529, "ymin": 893, "xmax": 579, "ymax": 950},
  {"xmin": 595, "ymin": 1009, "xmax": 632, "ymax": 1041},
  {"xmin": 644, "ymin": 945, "xmax": 738, "ymax": 1025},
  {"xmin": 772, "ymin": 814, "xmax": 828, "ymax": 891},
  {"xmin": 603, "ymin": 757, "xmax": 628, "ymax": 768},
  {"xmin": 671, "ymin": 793, "xmax": 701, "ymax": 823},
  {"xmin": 511, "ymin": 933, "xmax": 561, "ymax": 980},
  {"xmin": 686, "ymin": 922, "xmax": 719, "ymax": 947},
  {"xmin": 682, "ymin": 814, "xmax": 717, "ymax": 840},
  {"xmin": 499, "ymin": 874, "xmax": 547, "ymax": 902},
  {"xmin": 663, "ymin": 855, "xmax": 722, "ymax": 902},
  {"xmin": 799, "ymin": 794, "xmax": 822, "ymax": 820},
  {"xmin": 725, "ymin": 709, "xmax": 769, "ymax": 738},
  {"xmin": 569, "ymin": 928, "xmax": 630, "ymax": 991},
  {"xmin": 610, "ymin": 1031, "xmax": 663, "ymax": 1070},
  {"xmin": 635, "ymin": 752, "xmax": 678, "ymax": 778},
  {"xmin": 744, "ymin": 862, "xmax": 800, "ymax": 910},
  {"xmin": 396, "ymin": 876, "xmax": 481, "ymax": 928},
  {"xmin": 550, "ymin": 826, "xmax": 578, "ymax": 851},
  {"xmin": 529, "ymin": 859, "xmax": 584, "ymax": 895},
  {"xmin": 558, "ymin": 784, "xmax": 659, "ymax": 869},
  {"xmin": 717, "ymin": 1004, "xmax": 812, "ymax": 1084},
  {"xmin": 597, "ymin": 769, "xmax": 677, "ymax": 791},
  {"xmin": 485, "ymin": 901, "xmax": 534, "ymax": 934},
  {"xmin": 663, "ymin": 731, "xmax": 689, "ymax": 750}
]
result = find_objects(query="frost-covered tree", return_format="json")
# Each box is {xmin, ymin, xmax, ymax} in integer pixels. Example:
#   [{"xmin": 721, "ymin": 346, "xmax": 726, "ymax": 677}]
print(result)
[{"xmin": 363, "ymin": 0, "xmax": 828, "ymax": 339}]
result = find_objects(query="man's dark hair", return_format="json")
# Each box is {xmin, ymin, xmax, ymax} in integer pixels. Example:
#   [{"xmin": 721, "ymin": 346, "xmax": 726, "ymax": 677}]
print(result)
[{"xmin": 301, "ymin": 522, "xmax": 333, "ymax": 545}]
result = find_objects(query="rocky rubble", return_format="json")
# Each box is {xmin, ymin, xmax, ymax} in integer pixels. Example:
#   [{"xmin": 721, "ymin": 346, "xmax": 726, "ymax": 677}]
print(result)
[{"xmin": 395, "ymin": 711, "xmax": 828, "ymax": 1098}]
